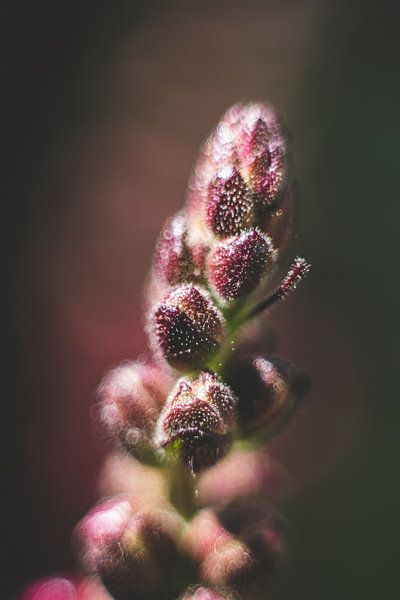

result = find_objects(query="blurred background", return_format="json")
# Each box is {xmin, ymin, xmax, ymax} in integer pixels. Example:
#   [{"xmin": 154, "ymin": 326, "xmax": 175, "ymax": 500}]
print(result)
[{"xmin": 2, "ymin": 0, "xmax": 399, "ymax": 598}]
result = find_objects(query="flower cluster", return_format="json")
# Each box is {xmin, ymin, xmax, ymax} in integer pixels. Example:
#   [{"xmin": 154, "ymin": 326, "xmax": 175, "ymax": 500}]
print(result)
[{"xmin": 20, "ymin": 102, "xmax": 310, "ymax": 600}]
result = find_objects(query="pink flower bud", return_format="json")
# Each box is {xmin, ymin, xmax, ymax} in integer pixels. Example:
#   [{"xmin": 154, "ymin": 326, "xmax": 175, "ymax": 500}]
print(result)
[
  {"xmin": 207, "ymin": 229, "xmax": 277, "ymax": 302},
  {"xmin": 236, "ymin": 102, "xmax": 288, "ymax": 210},
  {"xmin": 153, "ymin": 212, "xmax": 205, "ymax": 286},
  {"xmin": 186, "ymin": 102, "xmax": 289, "ymax": 246},
  {"xmin": 76, "ymin": 497, "xmax": 186, "ymax": 600},
  {"xmin": 97, "ymin": 361, "xmax": 174, "ymax": 457},
  {"xmin": 206, "ymin": 166, "xmax": 254, "ymax": 237},
  {"xmin": 155, "ymin": 371, "xmax": 237, "ymax": 472},
  {"xmin": 225, "ymin": 355, "xmax": 310, "ymax": 438},
  {"xmin": 19, "ymin": 577, "xmax": 82, "ymax": 600},
  {"xmin": 186, "ymin": 503, "xmax": 283, "ymax": 595},
  {"xmin": 180, "ymin": 587, "xmax": 227, "ymax": 600},
  {"xmin": 149, "ymin": 285, "xmax": 225, "ymax": 371}
]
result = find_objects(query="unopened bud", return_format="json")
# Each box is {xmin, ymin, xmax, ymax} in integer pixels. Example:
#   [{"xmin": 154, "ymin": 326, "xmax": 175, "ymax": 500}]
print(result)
[
  {"xmin": 187, "ymin": 503, "xmax": 283, "ymax": 595},
  {"xmin": 76, "ymin": 497, "xmax": 185, "ymax": 600},
  {"xmin": 207, "ymin": 166, "xmax": 254, "ymax": 237},
  {"xmin": 207, "ymin": 229, "xmax": 277, "ymax": 303},
  {"xmin": 149, "ymin": 285, "xmax": 225, "ymax": 371},
  {"xmin": 236, "ymin": 102, "xmax": 288, "ymax": 210},
  {"xmin": 186, "ymin": 102, "xmax": 290, "ymax": 246},
  {"xmin": 180, "ymin": 586, "xmax": 227, "ymax": 600},
  {"xmin": 225, "ymin": 355, "xmax": 310, "ymax": 438},
  {"xmin": 97, "ymin": 361, "xmax": 173, "ymax": 458},
  {"xmin": 155, "ymin": 371, "xmax": 237, "ymax": 472},
  {"xmin": 153, "ymin": 211, "xmax": 205, "ymax": 286}
]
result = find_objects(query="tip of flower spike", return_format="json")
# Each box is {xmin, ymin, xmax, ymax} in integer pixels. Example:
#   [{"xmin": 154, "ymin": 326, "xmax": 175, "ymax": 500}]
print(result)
[
  {"xmin": 243, "ymin": 256, "xmax": 311, "ymax": 321},
  {"xmin": 279, "ymin": 256, "xmax": 311, "ymax": 297}
]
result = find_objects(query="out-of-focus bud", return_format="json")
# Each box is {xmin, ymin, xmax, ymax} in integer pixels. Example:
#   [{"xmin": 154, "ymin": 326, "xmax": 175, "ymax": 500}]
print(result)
[
  {"xmin": 186, "ymin": 503, "xmax": 283, "ymax": 596},
  {"xmin": 207, "ymin": 229, "xmax": 277, "ymax": 303},
  {"xmin": 153, "ymin": 211, "xmax": 206, "ymax": 286},
  {"xmin": 97, "ymin": 361, "xmax": 174, "ymax": 458},
  {"xmin": 18, "ymin": 577, "xmax": 82, "ymax": 600},
  {"xmin": 198, "ymin": 447, "xmax": 294, "ymax": 506},
  {"xmin": 206, "ymin": 166, "xmax": 254, "ymax": 237},
  {"xmin": 225, "ymin": 355, "xmax": 310, "ymax": 439},
  {"xmin": 180, "ymin": 586, "xmax": 227, "ymax": 600},
  {"xmin": 18, "ymin": 576, "xmax": 112, "ymax": 600},
  {"xmin": 155, "ymin": 371, "xmax": 237, "ymax": 472},
  {"xmin": 149, "ymin": 285, "xmax": 225, "ymax": 371},
  {"xmin": 76, "ymin": 497, "xmax": 186, "ymax": 600}
]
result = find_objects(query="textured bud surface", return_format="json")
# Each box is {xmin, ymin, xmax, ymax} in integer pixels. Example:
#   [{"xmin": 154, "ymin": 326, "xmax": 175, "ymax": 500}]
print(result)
[
  {"xmin": 156, "ymin": 371, "xmax": 237, "ymax": 472},
  {"xmin": 150, "ymin": 285, "xmax": 225, "ymax": 370},
  {"xmin": 207, "ymin": 166, "xmax": 253, "ymax": 237},
  {"xmin": 207, "ymin": 229, "xmax": 277, "ymax": 302}
]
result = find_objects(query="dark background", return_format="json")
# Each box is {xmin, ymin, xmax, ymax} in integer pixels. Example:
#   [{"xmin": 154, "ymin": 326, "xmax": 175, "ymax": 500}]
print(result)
[{"xmin": 2, "ymin": 0, "xmax": 399, "ymax": 598}]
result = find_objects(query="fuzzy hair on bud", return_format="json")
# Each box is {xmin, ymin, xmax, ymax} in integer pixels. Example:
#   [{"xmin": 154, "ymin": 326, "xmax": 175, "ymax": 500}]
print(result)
[
  {"xmin": 149, "ymin": 285, "xmax": 225, "ymax": 371},
  {"xmin": 235, "ymin": 102, "xmax": 288, "ymax": 210},
  {"xmin": 97, "ymin": 361, "xmax": 174, "ymax": 457},
  {"xmin": 76, "ymin": 497, "xmax": 186, "ymax": 600},
  {"xmin": 153, "ymin": 211, "xmax": 205, "ymax": 286},
  {"xmin": 206, "ymin": 166, "xmax": 254, "ymax": 237},
  {"xmin": 155, "ymin": 371, "xmax": 237, "ymax": 472},
  {"xmin": 207, "ymin": 229, "xmax": 277, "ymax": 303},
  {"xmin": 225, "ymin": 355, "xmax": 310, "ymax": 438},
  {"xmin": 186, "ymin": 101, "xmax": 289, "ymax": 248}
]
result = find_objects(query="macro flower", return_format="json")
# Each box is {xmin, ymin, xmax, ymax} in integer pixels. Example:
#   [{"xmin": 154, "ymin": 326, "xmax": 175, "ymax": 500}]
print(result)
[
  {"xmin": 155, "ymin": 371, "xmax": 237, "ymax": 472},
  {"xmin": 207, "ymin": 228, "xmax": 277, "ymax": 303},
  {"xmin": 149, "ymin": 285, "xmax": 225, "ymax": 371}
]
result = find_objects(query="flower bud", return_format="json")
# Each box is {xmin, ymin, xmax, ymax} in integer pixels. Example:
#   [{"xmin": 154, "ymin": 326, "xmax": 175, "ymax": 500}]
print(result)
[
  {"xmin": 18, "ymin": 577, "xmax": 82, "ymax": 600},
  {"xmin": 149, "ymin": 285, "xmax": 225, "ymax": 371},
  {"xmin": 206, "ymin": 166, "xmax": 254, "ymax": 237},
  {"xmin": 180, "ymin": 586, "xmax": 227, "ymax": 600},
  {"xmin": 155, "ymin": 371, "xmax": 237, "ymax": 472},
  {"xmin": 207, "ymin": 229, "xmax": 277, "ymax": 303},
  {"xmin": 97, "ymin": 361, "xmax": 174, "ymax": 458},
  {"xmin": 186, "ymin": 503, "xmax": 283, "ymax": 595},
  {"xmin": 225, "ymin": 355, "xmax": 310, "ymax": 438},
  {"xmin": 76, "ymin": 497, "xmax": 185, "ymax": 600},
  {"xmin": 236, "ymin": 102, "xmax": 288, "ymax": 210},
  {"xmin": 153, "ymin": 211, "xmax": 205, "ymax": 286}
]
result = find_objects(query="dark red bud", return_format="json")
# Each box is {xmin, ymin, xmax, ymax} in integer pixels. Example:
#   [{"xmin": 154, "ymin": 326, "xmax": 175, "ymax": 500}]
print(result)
[
  {"xmin": 97, "ymin": 361, "xmax": 174, "ymax": 457},
  {"xmin": 206, "ymin": 167, "xmax": 253, "ymax": 237},
  {"xmin": 154, "ymin": 211, "xmax": 205, "ymax": 286},
  {"xmin": 155, "ymin": 371, "xmax": 237, "ymax": 472},
  {"xmin": 76, "ymin": 497, "xmax": 185, "ymax": 600},
  {"xmin": 149, "ymin": 285, "xmax": 225, "ymax": 371},
  {"xmin": 225, "ymin": 354, "xmax": 310, "ymax": 438},
  {"xmin": 207, "ymin": 229, "xmax": 277, "ymax": 302}
]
